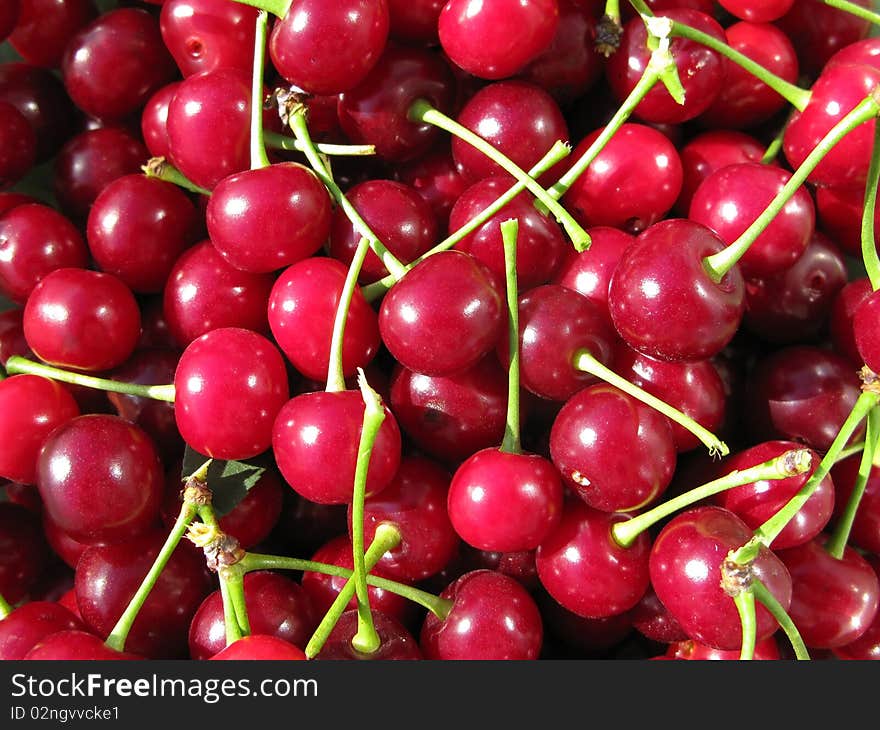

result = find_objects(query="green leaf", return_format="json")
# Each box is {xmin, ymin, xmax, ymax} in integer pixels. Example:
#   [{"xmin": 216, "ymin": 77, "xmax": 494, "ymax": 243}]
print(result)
[{"xmin": 180, "ymin": 445, "xmax": 268, "ymax": 518}]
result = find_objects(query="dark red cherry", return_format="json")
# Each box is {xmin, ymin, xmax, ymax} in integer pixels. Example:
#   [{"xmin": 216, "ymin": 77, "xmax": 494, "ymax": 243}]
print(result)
[
  {"xmin": 387, "ymin": 0, "xmax": 444, "ymax": 45},
  {"xmin": 0, "ymin": 375, "xmax": 79, "ymax": 485},
  {"xmin": 833, "ymin": 557, "xmax": 880, "ymax": 660},
  {"xmin": 337, "ymin": 43, "xmax": 457, "ymax": 162},
  {"xmin": 815, "ymin": 183, "xmax": 880, "ymax": 258},
  {"xmin": 163, "ymin": 240, "xmax": 274, "ymax": 348},
  {"xmin": 550, "ymin": 383, "xmax": 677, "ymax": 513},
  {"xmin": 328, "ymin": 179, "xmax": 436, "ymax": 285},
  {"xmin": 210, "ymin": 634, "xmax": 306, "ymax": 660},
  {"xmin": 606, "ymin": 9, "xmax": 726, "ymax": 124},
  {"xmin": 0, "ymin": 192, "xmax": 38, "ymax": 217},
  {"xmin": 831, "ymin": 455, "xmax": 880, "ymax": 555},
  {"xmin": 393, "ymin": 143, "xmax": 468, "ymax": 232},
  {"xmin": 61, "ymin": 8, "xmax": 177, "ymax": 121},
  {"xmin": 0, "ymin": 502, "xmax": 50, "ymax": 604},
  {"xmin": 378, "ymin": 250, "xmax": 503, "ymax": 377},
  {"xmin": 8, "ymin": 0, "xmax": 97, "ymax": 69},
  {"xmin": 719, "ymin": 0, "xmax": 794, "ymax": 22},
  {"xmin": 438, "ymin": 0, "xmax": 558, "ymax": 81},
  {"xmin": 42, "ymin": 512, "xmax": 89, "ymax": 570},
  {"xmin": 75, "ymin": 531, "xmax": 212, "ymax": 659},
  {"xmin": 0, "ymin": 203, "xmax": 89, "ymax": 304},
  {"xmin": 689, "ymin": 162, "xmax": 815, "ymax": 279},
  {"xmin": 24, "ymin": 629, "xmax": 141, "ymax": 660},
  {"xmin": 629, "ymin": 585, "xmax": 688, "ymax": 644},
  {"xmin": 87, "ymin": 174, "xmax": 199, "ymax": 293},
  {"xmin": 140, "ymin": 81, "xmax": 179, "ymax": 160},
  {"xmin": 779, "ymin": 537, "xmax": 879, "ymax": 649},
  {"xmin": 268, "ymin": 257, "xmax": 380, "ymax": 382},
  {"xmin": 420, "ymin": 569, "xmax": 543, "ymax": 659},
  {"xmin": 667, "ymin": 636, "xmax": 782, "ymax": 660},
  {"xmin": 0, "ymin": 101, "xmax": 36, "ymax": 189},
  {"xmin": 854, "ymin": 289, "xmax": 880, "ymax": 373},
  {"xmin": 563, "ymin": 123, "xmax": 683, "ymax": 234},
  {"xmin": 0, "ymin": 600, "xmax": 83, "ymax": 660},
  {"xmin": 23, "ymin": 267, "xmax": 142, "ymax": 371},
  {"xmin": 315, "ymin": 609, "xmax": 422, "ymax": 660},
  {"xmin": 608, "ymin": 219, "xmax": 746, "ymax": 362},
  {"xmin": 649, "ymin": 505, "xmax": 792, "ymax": 650},
  {"xmin": 174, "ymin": 327, "xmax": 289, "ymax": 460},
  {"xmin": 272, "ymin": 389, "xmax": 402, "ymax": 505},
  {"xmin": 830, "ymin": 277, "xmax": 873, "ymax": 366},
  {"xmin": 536, "ymin": 500, "xmax": 651, "ymax": 619},
  {"xmin": 160, "ymin": 0, "xmax": 259, "ymax": 78},
  {"xmin": 0, "ymin": 0, "xmax": 19, "ymax": 42},
  {"xmin": 270, "ymin": 0, "xmax": 389, "ymax": 95},
  {"xmin": 189, "ymin": 571, "xmax": 317, "ymax": 660}
]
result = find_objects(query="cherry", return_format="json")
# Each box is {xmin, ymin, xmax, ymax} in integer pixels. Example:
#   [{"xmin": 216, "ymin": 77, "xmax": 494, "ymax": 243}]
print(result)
[
  {"xmin": 24, "ymin": 629, "xmax": 141, "ymax": 660},
  {"xmin": 7, "ymin": 0, "xmax": 97, "ymax": 69},
  {"xmin": 328, "ymin": 179, "xmax": 436, "ymax": 285},
  {"xmin": 778, "ymin": 537, "xmax": 879, "ymax": 649},
  {"xmin": 160, "ymin": 0, "xmax": 260, "ymax": 78},
  {"xmin": 42, "ymin": 511, "xmax": 89, "ymax": 570},
  {"xmin": 393, "ymin": 143, "xmax": 468, "ymax": 233},
  {"xmin": 606, "ymin": 9, "xmax": 726, "ymax": 125},
  {"xmin": 314, "ymin": 609, "xmax": 422, "ymax": 660},
  {"xmin": 75, "ymin": 532, "xmax": 212, "ymax": 659},
  {"xmin": 61, "ymin": 7, "xmax": 177, "ymax": 122},
  {"xmin": 629, "ymin": 585, "xmax": 688, "ymax": 644},
  {"xmin": 0, "ymin": 203, "xmax": 89, "ymax": 305},
  {"xmin": 378, "ymin": 250, "xmax": 503, "ymax": 377},
  {"xmin": 666, "ymin": 636, "xmax": 782, "ymax": 660},
  {"xmin": 608, "ymin": 219, "xmax": 745, "ymax": 362},
  {"xmin": 853, "ymin": 289, "xmax": 880, "ymax": 373},
  {"xmin": 189, "ymin": 571, "xmax": 317, "ymax": 660},
  {"xmin": 4, "ymin": 481, "xmax": 41, "ymax": 514},
  {"xmin": 163, "ymin": 240, "xmax": 274, "ymax": 348},
  {"xmin": 141, "ymin": 81, "xmax": 179, "ymax": 160},
  {"xmin": 833, "ymin": 556, "xmax": 880, "ymax": 660},
  {"xmin": 536, "ymin": 499, "xmax": 651, "ymax": 619},
  {"xmin": 0, "ymin": 601, "xmax": 83, "ymax": 660},
  {"xmin": 538, "ymin": 590, "xmax": 636, "ymax": 657},
  {"xmin": 272, "ymin": 389, "xmax": 402, "ymax": 505},
  {"xmin": 0, "ymin": 192, "xmax": 39, "ymax": 217},
  {"xmin": 719, "ymin": 0, "xmax": 794, "ymax": 23},
  {"xmin": 268, "ymin": 257, "xmax": 380, "ymax": 382},
  {"xmin": 831, "ymin": 454, "xmax": 880, "ymax": 555},
  {"xmin": 550, "ymin": 383, "xmax": 676, "ymax": 513},
  {"xmin": 23, "ymin": 267, "xmax": 142, "ymax": 372},
  {"xmin": 210, "ymin": 634, "xmax": 307, "ymax": 660},
  {"xmin": 446, "ymin": 544, "xmax": 541, "ymax": 593},
  {"xmin": 174, "ymin": 327, "xmax": 289, "ymax": 460},
  {"xmin": 563, "ymin": 123, "xmax": 683, "ymax": 234},
  {"xmin": 689, "ymin": 162, "xmax": 815, "ymax": 280},
  {"xmin": 387, "ymin": 0, "xmax": 443, "ymax": 45},
  {"xmin": 438, "ymin": 0, "xmax": 558, "ymax": 81},
  {"xmin": 0, "ymin": 102, "xmax": 36, "ymax": 189},
  {"xmin": 420, "ymin": 569, "xmax": 543, "ymax": 659},
  {"xmin": 271, "ymin": 492, "xmax": 348, "ymax": 558},
  {"xmin": 815, "ymin": 183, "xmax": 880, "ymax": 258},
  {"xmin": 270, "ymin": 0, "xmax": 389, "ymax": 96},
  {"xmin": 826, "ymin": 36, "xmax": 880, "ymax": 73},
  {"xmin": 649, "ymin": 505, "xmax": 793, "ymax": 650},
  {"xmin": 0, "ymin": 375, "xmax": 79, "ymax": 485},
  {"xmin": 0, "ymin": 0, "xmax": 19, "ymax": 42},
  {"xmin": 830, "ymin": 277, "xmax": 873, "ymax": 366},
  {"xmin": 0, "ymin": 502, "xmax": 50, "ymax": 604}
]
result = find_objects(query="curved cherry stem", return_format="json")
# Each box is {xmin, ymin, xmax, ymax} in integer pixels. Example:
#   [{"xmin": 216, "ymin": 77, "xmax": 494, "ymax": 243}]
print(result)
[
  {"xmin": 500, "ymin": 219, "xmax": 522, "ymax": 455},
  {"xmin": 704, "ymin": 94, "xmax": 880, "ymax": 283},
  {"xmin": 249, "ymin": 10, "xmax": 270, "ymax": 170},
  {"xmin": 226, "ymin": 0, "xmax": 290, "ymax": 18},
  {"xmin": 733, "ymin": 590, "xmax": 757, "ymax": 661},
  {"xmin": 669, "ymin": 21, "xmax": 812, "ymax": 113},
  {"xmin": 263, "ymin": 131, "xmax": 376, "ymax": 157},
  {"xmin": 360, "ymin": 141, "xmax": 571, "ymax": 303},
  {"xmin": 572, "ymin": 350, "xmax": 729, "ymax": 457},
  {"xmin": 326, "ymin": 238, "xmax": 371, "ymax": 393},
  {"xmin": 762, "ymin": 111, "xmax": 796, "ymax": 166},
  {"xmin": 0, "ymin": 593, "xmax": 11, "ymax": 620},
  {"xmin": 826, "ymin": 407, "xmax": 880, "ymax": 559},
  {"xmin": 612, "ymin": 448, "xmax": 813, "ymax": 548},
  {"xmin": 821, "ymin": 0, "xmax": 880, "ymax": 27},
  {"xmin": 407, "ymin": 99, "xmax": 591, "ymax": 252},
  {"xmin": 142, "ymin": 157, "xmax": 212, "ymax": 197},
  {"xmin": 862, "ymin": 121, "xmax": 880, "ymax": 291},
  {"xmin": 5, "ymin": 356, "xmax": 176, "ymax": 402},
  {"xmin": 752, "ymin": 578, "xmax": 810, "ymax": 660}
]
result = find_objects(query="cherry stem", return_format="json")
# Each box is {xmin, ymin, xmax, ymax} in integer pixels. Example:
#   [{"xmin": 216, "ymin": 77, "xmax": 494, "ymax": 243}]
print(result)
[
  {"xmin": 572, "ymin": 349, "xmax": 729, "ymax": 457},
  {"xmin": 302, "ymin": 524, "xmax": 402, "ymax": 659},
  {"xmin": 220, "ymin": 564, "xmax": 251, "ymax": 637},
  {"xmin": 752, "ymin": 578, "xmax": 810, "ymax": 660},
  {"xmin": 142, "ymin": 157, "xmax": 212, "ymax": 197},
  {"xmin": 612, "ymin": 448, "xmax": 813, "ymax": 548},
  {"xmin": 826, "ymin": 407, "xmax": 880, "ymax": 559},
  {"xmin": 862, "ymin": 120, "xmax": 880, "ymax": 291},
  {"xmin": 263, "ymin": 131, "xmax": 376, "ymax": 157},
  {"xmin": 837, "ymin": 440, "xmax": 868, "ymax": 464},
  {"xmin": 821, "ymin": 0, "xmax": 880, "ymax": 27},
  {"xmin": 249, "ymin": 10, "xmax": 270, "ymax": 170},
  {"xmin": 732, "ymin": 589, "xmax": 757, "ymax": 661},
  {"xmin": 626, "ymin": 0, "xmax": 653, "ymax": 15},
  {"xmin": 218, "ymin": 573, "xmax": 242, "ymax": 645},
  {"xmin": 670, "ymin": 21, "xmax": 812, "ymax": 113},
  {"xmin": 500, "ymin": 219, "xmax": 522, "ymax": 455},
  {"xmin": 604, "ymin": 0, "xmax": 621, "ymax": 23},
  {"xmin": 4, "ymin": 355, "xmax": 176, "ymax": 402},
  {"xmin": 761, "ymin": 111, "xmax": 795, "ymax": 165},
  {"xmin": 407, "ymin": 98, "xmax": 591, "ymax": 252},
  {"xmin": 285, "ymin": 107, "xmax": 408, "ymax": 281},
  {"xmin": 704, "ymin": 94, "xmax": 880, "ymax": 282},
  {"xmin": 360, "ymin": 141, "xmax": 571, "ymax": 303},
  {"xmin": 325, "ymin": 237, "xmax": 371, "ymax": 393},
  {"xmin": 0, "ymin": 592, "xmax": 11, "ymax": 619},
  {"xmin": 104, "ymin": 501, "xmax": 198, "ymax": 653},
  {"xmin": 226, "ymin": 0, "xmax": 290, "ymax": 19}
]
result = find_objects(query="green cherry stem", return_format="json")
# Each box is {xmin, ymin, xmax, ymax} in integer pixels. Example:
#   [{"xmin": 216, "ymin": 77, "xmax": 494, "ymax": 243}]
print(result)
[
  {"xmin": 0, "ymin": 592, "xmax": 12, "ymax": 619},
  {"xmin": 303, "ymin": 523, "xmax": 402, "ymax": 659},
  {"xmin": 603, "ymin": 0, "xmax": 621, "ymax": 23},
  {"xmin": 821, "ymin": 0, "xmax": 880, "ymax": 27},
  {"xmin": 752, "ymin": 578, "xmax": 810, "ymax": 660},
  {"xmin": 263, "ymin": 131, "xmax": 376, "ymax": 157},
  {"xmin": 704, "ymin": 93, "xmax": 880, "ymax": 283},
  {"xmin": 249, "ymin": 10, "xmax": 270, "ymax": 170},
  {"xmin": 325, "ymin": 237, "xmax": 371, "ymax": 393},
  {"xmin": 218, "ymin": 574, "xmax": 242, "ymax": 645},
  {"xmin": 142, "ymin": 157, "xmax": 212, "ymax": 197},
  {"xmin": 499, "ymin": 219, "xmax": 522, "ymax": 455},
  {"xmin": 5, "ymin": 356, "xmax": 176, "ymax": 402},
  {"xmin": 612, "ymin": 448, "xmax": 813, "ymax": 548},
  {"xmin": 862, "ymin": 121, "xmax": 880, "ymax": 291},
  {"xmin": 572, "ymin": 349, "xmax": 729, "ymax": 457},
  {"xmin": 226, "ymin": 0, "xmax": 290, "ymax": 18},
  {"xmin": 836, "ymin": 440, "xmax": 868, "ymax": 464},
  {"xmin": 732, "ymin": 589, "xmax": 757, "ymax": 661},
  {"xmin": 669, "ymin": 21, "xmax": 811, "ymax": 112},
  {"xmin": 360, "ymin": 141, "xmax": 571, "ymax": 303},
  {"xmin": 221, "ymin": 564, "xmax": 251, "ymax": 636},
  {"xmin": 826, "ymin": 407, "xmax": 880, "ymax": 559},
  {"xmin": 407, "ymin": 98, "xmax": 591, "ymax": 252},
  {"xmin": 626, "ymin": 0, "xmax": 653, "ymax": 17}
]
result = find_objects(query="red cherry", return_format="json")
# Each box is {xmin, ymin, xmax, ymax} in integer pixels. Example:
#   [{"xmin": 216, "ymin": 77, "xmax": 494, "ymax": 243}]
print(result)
[
  {"xmin": 833, "ymin": 556, "xmax": 880, "ymax": 660},
  {"xmin": 0, "ymin": 502, "xmax": 50, "ymax": 604},
  {"xmin": 830, "ymin": 277, "xmax": 873, "ymax": 366},
  {"xmin": 0, "ymin": 600, "xmax": 83, "ymax": 660},
  {"xmin": 393, "ymin": 143, "xmax": 468, "ymax": 231},
  {"xmin": 140, "ymin": 82, "xmax": 179, "ymax": 160},
  {"xmin": 24, "ymin": 629, "xmax": 142, "ymax": 660},
  {"xmin": 719, "ymin": 0, "xmax": 794, "ymax": 22},
  {"xmin": 210, "ymin": 634, "xmax": 307, "ymax": 660},
  {"xmin": 314, "ymin": 609, "xmax": 422, "ymax": 660},
  {"xmin": 667, "ymin": 636, "xmax": 782, "ymax": 660},
  {"xmin": 831, "ymin": 455, "xmax": 880, "ymax": 555},
  {"xmin": 0, "ymin": 0, "xmax": 20, "ymax": 42},
  {"xmin": 0, "ymin": 101, "xmax": 36, "ymax": 189},
  {"xmin": 853, "ymin": 289, "xmax": 880, "ymax": 372},
  {"xmin": 8, "ymin": 0, "xmax": 97, "ymax": 69}
]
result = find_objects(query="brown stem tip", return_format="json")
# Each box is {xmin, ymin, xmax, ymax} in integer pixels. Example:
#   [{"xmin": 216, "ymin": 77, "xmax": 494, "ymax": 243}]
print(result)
[{"xmin": 595, "ymin": 14, "xmax": 624, "ymax": 57}]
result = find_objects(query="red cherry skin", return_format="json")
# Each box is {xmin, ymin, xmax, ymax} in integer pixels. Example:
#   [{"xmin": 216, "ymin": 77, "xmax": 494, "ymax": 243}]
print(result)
[
  {"xmin": 0, "ymin": 601, "xmax": 83, "ymax": 659},
  {"xmin": 667, "ymin": 636, "xmax": 782, "ymax": 660},
  {"xmin": 210, "ymin": 635, "xmax": 307, "ymax": 660},
  {"xmin": 830, "ymin": 455, "xmax": 880, "ymax": 555},
  {"xmin": 8, "ymin": 0, "xmax": 97, "ymax": 69},
  {"xmin": 24, "ymin": 630, "xmax": 142, "ymax": 660},
  {"xmin": 141, "ymin": 81, "xmax": 179, "ymax": 160},
  {"xmin": 853, "ymin": 289, "xmax": 880, "ymax": 372},
  {"xmin": 833, "ymin": 556, "xmax": 880, "ymax": 660},
  {"xmin": 315, "ymin": 609, "xmax": 422, "ymax": 660},
  {"xmin": 831, "ymin": 277, "xmax": 873, "ymax": 365},
  {"xmin": 0, "ymin": 101, "xmax": 36, "ymax": 189},
  {"xmin": 719, "ymin": 0, "xmax": 794, "ymax": 23}
]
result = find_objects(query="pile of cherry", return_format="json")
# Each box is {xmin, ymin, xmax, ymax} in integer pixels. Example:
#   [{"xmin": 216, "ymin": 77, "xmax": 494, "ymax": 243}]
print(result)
[{"xmin": 3, "ymin": 0, "xmax": 880, "ymax": 662}]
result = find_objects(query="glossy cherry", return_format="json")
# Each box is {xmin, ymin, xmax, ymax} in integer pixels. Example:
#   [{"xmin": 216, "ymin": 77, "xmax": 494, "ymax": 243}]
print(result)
[
  {"xmin": 831, "ymin": 455, "xmax": 880, "ymax": 555},
  {"xmin": 0, "ymin": 0, "xmax": 19, "ymax": 42},
  {"xmin": 140, "ymin": 82, "xmax": 179, "ymax": 161},
  {"xmin": 0, "ymin": 502, "xmax": 50, "ymax": 604},
  {"xmin": 210, "ymin": 634, "xmax": 307, "ymax": 660},
  {"xmin": 629, "ymin": 585, "xmax": 687, "ymax": 644},
  {"xmin": 830, "ymin": 277, "xmax": 873, "ymax": 366},
  {"xmin": 720, "ymin": 0, "xmax": 794, "ymax": 22},
  {"xmin": 666, "ymin": 636, "xmax": 782, "ymax": 660},
  {"xmin": 853, "ymin": 289, "xmax": 880, "ymax": 372},
  {"xmin": 7, "ymin": 0, "xmax": 97, "ymax": 69},
  {"xmin": 833, "ymin": 556, "xmax": 880, "ymax": 660},
  {"xmin": 24, "ymin": 630, "xmax": 141, "ymax": 660},
  {"xmin": 315, "ymin": 609, "xmax": 422, "ymax": 660},
  {"xmin": 0, "ymin": 307, "xmax": 41, "ymax": 366},
  {"xmin": 0, "ymin": 102, "xmax": 36, "ymax": 189},
  {"xmin": 815, "ymin": 183, "xmax": 880, "ymax": 258},
  {"xmin": 393, "ymin": 143, "xmax": 468, "ymax": 232},
  {"xmin": 0, "ymin": 601, "xmax": 83, "ymax": 660}
]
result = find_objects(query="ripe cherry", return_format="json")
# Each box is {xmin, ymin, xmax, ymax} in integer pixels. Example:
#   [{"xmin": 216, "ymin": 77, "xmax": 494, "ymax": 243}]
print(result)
[
  {"xmin": 7, "ymin": 0, "xmax": 97, "ymax": 69},
  {"xmin": 0, "ymin": 102, "xmax": 36, "ymax": 189},
  {"xmin": 830, "ymin": 277, "xmax": 873, "ymax": 366},
  {"xmin": 719, "ymin": 0, "xmax": 794, "ymax": 22},
  {"xmin": 315, "ymin": 609, "xmax": 422, "ymax": 660},
  {"xmin": 0, "ymin": 601, "xmax": 83, "ymax": 660},
  {"xmin": 853, "ymin": 289, "xmax": 880, "ymax": 373},
  {"xmin": 24, "ymin": 630, "xmax": 141, "ymax": 660},
  {"xmin": 830, "ymin": 455, "xmax": 880, "ymax": 555},
  {"xmin": 210, "ymin": 635, "xmax": 307, "ymax": 660}
]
